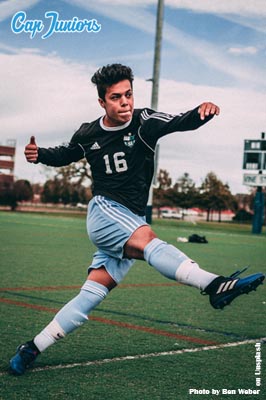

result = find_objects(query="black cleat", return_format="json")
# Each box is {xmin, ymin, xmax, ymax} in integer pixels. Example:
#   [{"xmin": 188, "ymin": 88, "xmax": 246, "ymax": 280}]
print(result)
[
  {"xmin": 10, "ymin": 342, "xmax": 39, "ymax": 375},
  {"xmin": 202, "ymin": 268, "xmax": 265, "ymax": 309}
]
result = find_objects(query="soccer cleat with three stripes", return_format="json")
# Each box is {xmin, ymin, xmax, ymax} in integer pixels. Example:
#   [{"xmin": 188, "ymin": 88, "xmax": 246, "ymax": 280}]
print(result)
[
  {"xmin": 202, "ymin": 268, "xmax": 265, "ymax": 309},
  {"xmin": 9, "ymin": 342, "xmax": 39, "ymax": 375}
]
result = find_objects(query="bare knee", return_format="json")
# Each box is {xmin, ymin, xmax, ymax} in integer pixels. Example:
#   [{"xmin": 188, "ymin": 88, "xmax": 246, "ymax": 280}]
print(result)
[
  {"xmin": 124, "ymin": 225, "xmax": 157, "ymax": 259},
  {"xmin": 88, "ymin": 266, "xmax": 117, "ymax": 290}
]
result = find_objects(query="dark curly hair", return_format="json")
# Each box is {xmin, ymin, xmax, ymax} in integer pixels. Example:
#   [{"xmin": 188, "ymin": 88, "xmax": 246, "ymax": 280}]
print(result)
[{"xmin": 91, "ymin": 64, "xmax": 134, "ymax": 100}]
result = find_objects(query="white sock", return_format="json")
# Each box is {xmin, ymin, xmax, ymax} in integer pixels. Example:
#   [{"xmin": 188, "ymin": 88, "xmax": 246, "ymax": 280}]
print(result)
[
  {"xmin": 34, "ymin": 319, "xmax": 66, "ymax": 352},
  {"xmin": 34, "ymin": 280, "xmax": 108, "ymax": 352},
  {"xmin": 175, "ymin": 259, "xmax": 217, "ymax": 290}
]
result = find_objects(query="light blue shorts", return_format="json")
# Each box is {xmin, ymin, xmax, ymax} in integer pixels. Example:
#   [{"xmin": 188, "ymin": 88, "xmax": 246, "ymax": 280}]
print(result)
[{"xmin": 86, "ymin": 195, "xmax": 147, "ymax": 283}]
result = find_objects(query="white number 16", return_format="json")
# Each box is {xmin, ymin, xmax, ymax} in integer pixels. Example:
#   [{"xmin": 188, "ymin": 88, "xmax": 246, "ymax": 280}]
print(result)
[{"xmin": 103, "ymin": 152, "xmax": 128, "ymax": 174}]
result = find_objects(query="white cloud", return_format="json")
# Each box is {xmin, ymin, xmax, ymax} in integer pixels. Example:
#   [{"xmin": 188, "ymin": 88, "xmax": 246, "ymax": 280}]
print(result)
[
  {"xmin": 0, "ymin": 49, "xmax": 97, "ymax": 139},
  {"xmin": 64, "ymin": 0, "xmax": 265, "ymax": 92},
  {"xmin": 81, "ymin": 0, "xmax": 155, "ymax": 6},
  {"xmin": 228, "ymin": 46, "xmax": 258, "ymax": 56},
  {"xmin": 162, "ymin": 24, "xmax": 265, "ymax": 90},
  {"xmin": 64, "ymin": 0, "xmax": 266, "ymax": 17},
  {"xmin": 0, "ymin": 47, "xmax": 98, "ymax": 181},
  {"xmin": 155, "ymin": 79, "xmax": 265, "ymax": 193},
  {"xmin": 1, "ymin": 46, "xmax": 264, "ymax": 194},
  {"xmin": 65, "ymin": 0, "xmax": 157, "ymax": 34},
  {"xmin": 166, "ymin": 0, "xmax": 266, "ymax": 34},
  {"xmin": 1, "ymin": 1, "xmax": 264, "ymax": 194},
  {"xmin": 80, "ymin": 0, "xmax": 266, "ymax": 36},
  {"xmin": 3, "ymin": 1, "xmax": 263, "ymax": 91},
  {"xmin": 0, "ymin": 0, "xmax": 41, "ymax": 22},
  {"xmin": 166, "ymin": 0, "xmax": 266, "ymax": 18}
]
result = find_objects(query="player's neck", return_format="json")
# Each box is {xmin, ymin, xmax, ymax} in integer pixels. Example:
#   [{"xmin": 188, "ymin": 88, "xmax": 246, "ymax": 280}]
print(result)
[{"xmin": 100, "ymin": 116, "xmax": 132, "ymax": 131}]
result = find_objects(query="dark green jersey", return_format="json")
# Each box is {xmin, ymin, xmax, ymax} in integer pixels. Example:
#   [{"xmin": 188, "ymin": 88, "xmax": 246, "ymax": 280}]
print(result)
[{"xmin": 37, "ymin": 107, "xmax": 213, "ymax": 215}]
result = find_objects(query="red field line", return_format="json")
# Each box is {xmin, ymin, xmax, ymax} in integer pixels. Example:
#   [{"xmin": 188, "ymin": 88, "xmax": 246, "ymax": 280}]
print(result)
[
  {"xmin": 0, "ymin": 285, "xmax": 80, "ymax": 292},
  {"xmin": 0, "ymin": 282, "xmax": 180, "ymax": 292},
  {"xmin": 120, "ymin": 283, "xmax": 181, "ymax": 288},
  {"xmin": 91, "ymin": 316, "xmax": 217, "ymax": 345},
  {"xmin": 0, "ymin": 297, "xmax": 217, "ymax": 345},
  {"xmin": 0, "ymin": 297, "xmax": 58, "ymax": 313}
]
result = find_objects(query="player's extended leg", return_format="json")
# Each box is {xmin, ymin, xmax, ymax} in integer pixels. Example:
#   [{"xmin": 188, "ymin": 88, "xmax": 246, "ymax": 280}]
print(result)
[
  {"xmin": 124, "ymin": 225, "xmax": 217, "ymax": 288},
  {"xmin": 9, "ymin": 265, "xmax": 120, "ymax": 375},
  {"xmin": 10, "ymin": 196, "xmax": 140, "ymax": 375},
  {"xmin": 33, "ymin": 269, "xmax": 115, "ymax": 353},
  {"xmin": 124, "ymin": 225, "xmax": 265, "ymax": 309}
]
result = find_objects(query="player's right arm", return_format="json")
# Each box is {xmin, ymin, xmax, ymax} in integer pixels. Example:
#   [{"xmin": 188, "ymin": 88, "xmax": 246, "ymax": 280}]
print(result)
[{"xmin": 24, "ymin": 135, "xmax": 85, "ymax": 167}]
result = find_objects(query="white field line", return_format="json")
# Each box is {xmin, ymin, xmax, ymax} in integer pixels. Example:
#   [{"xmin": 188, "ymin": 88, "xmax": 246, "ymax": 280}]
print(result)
[{"xmin": 4, "ymin": 337, "xmax": 266, "ymax": 376}]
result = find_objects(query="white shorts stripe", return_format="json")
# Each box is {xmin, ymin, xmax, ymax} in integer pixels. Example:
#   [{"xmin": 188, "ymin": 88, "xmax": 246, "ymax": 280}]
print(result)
[
  {"xmin": 100, "ymin": 196, "xmax": 141, "ymax": 229},
  {"xmin": 95, "ymin": 196, "xmax": 140, "ymax": 232},
  {"xmin": 87, "ymin": 196, "xmax": 147, "ymax": 264}
]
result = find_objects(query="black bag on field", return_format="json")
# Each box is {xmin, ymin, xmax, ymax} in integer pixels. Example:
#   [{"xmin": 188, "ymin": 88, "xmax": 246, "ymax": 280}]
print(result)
[{"xmin": 188, "ymin": 234, "xmax": 208, "ymax": 244}]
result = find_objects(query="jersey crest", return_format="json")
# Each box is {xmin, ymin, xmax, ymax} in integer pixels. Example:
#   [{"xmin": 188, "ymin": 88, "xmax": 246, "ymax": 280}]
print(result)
[{"xmin": 123, "ymin": 133, "xmax": 135, "ymax": 148}]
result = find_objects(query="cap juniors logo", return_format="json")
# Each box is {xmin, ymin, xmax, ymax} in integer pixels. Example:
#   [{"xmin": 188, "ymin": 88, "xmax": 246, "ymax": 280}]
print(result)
[
  {"xmin": 123, "ymin": 134, "xmax": 135, "ymax": 148},
  {"xmin": 10, "ymin": 11, "xmax": 101, "ymax": 40}
]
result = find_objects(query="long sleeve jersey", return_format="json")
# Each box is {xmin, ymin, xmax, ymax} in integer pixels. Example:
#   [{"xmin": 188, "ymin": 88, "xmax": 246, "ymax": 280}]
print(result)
[{"xmin": 37, "ymin": 106, "xmax": 214, "ymax": 215}]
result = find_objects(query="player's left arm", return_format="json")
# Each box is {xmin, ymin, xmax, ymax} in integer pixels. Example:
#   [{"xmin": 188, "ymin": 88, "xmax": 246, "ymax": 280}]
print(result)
[
  {"xmin": 165, "ymin": 102, "xmax": 220, "ymax": 132},
  {"xmin": 139, "ymin": 102, "xmax": 220, "ymax": 150}
]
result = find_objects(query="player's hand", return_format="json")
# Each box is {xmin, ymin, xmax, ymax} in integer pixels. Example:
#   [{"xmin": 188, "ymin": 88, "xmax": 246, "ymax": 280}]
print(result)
[
  {"xmin": 24, "ymin": 136, "xmax": 38, "ymax": 163},
  {"xmin": 198, "ymin": 102, "xmax": 220, "ymax": 120}
]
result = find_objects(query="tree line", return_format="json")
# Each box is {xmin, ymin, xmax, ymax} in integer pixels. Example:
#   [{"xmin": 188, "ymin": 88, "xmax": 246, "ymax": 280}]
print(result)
[
  {"xmin": 154, "ymin": 169, "xmax": 237, "ymax": 221},
  {"xmin": 0, "ymin": 161, "xmax": 260, "ymax": 222}
]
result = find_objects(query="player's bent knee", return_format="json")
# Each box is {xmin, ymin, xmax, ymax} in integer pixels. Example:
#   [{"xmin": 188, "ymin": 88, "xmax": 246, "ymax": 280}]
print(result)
[
  {"xmin": 124, "ymin": 226, "xmax": 157, "ymax": 259},
  {"xmin": 88, "ymin": 266, "xmax": 117, "ymax": 290}
]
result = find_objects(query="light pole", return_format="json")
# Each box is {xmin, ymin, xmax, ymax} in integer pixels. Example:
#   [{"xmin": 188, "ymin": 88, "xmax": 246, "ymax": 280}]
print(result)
[{"xmin": 146, "ymin": 0, "xmax": 165, "ymax": 224}]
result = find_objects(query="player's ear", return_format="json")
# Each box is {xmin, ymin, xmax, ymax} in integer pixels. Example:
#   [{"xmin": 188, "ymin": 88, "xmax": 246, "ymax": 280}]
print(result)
[{"xmin": 98, "ymin": 98, "xmax": 106, "ymax": 109}]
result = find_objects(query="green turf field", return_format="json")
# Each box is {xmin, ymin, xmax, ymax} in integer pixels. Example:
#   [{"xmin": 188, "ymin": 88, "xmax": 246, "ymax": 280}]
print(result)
[{"xmin": 0, "ymin": 211, "xmax": 265, "ymax": 400}]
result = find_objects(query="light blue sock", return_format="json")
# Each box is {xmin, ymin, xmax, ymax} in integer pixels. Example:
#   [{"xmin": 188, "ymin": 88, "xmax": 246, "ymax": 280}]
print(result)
[
  {"xmin": 55, "ymin": 280, "xmax": 108, "ymax": 333},
  {"xmin": 34, "ymin": 280, "xmax": 108, "ymax": 352},
  {"xmin": 144, "ymin": 238, "xmax": 217, "ymax": 289},
  {"xmin": 144, "ymin": 238, "xmax": 188, "ymax": 280}
]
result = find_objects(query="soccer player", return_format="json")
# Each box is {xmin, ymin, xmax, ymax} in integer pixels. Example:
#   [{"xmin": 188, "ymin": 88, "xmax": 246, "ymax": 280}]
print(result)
[{"xmin": 10, "ymin": 64, "xmax": 264, "ymax": 375}]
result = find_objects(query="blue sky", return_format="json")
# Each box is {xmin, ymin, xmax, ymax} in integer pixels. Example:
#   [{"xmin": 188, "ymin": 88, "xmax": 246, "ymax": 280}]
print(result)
[{"xmin": 0, "ymin": 0, "xmax": 265, "ymax": 193}]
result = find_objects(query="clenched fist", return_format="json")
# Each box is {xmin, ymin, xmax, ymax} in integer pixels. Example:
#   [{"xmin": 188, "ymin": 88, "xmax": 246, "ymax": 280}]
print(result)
[
  {"xmin": 198, "ymin": 102, "xmax": 220, "ymax": 120},
  {"xmin": 24, "ymin": 136, "xmax": 38, "ymax": 163}
]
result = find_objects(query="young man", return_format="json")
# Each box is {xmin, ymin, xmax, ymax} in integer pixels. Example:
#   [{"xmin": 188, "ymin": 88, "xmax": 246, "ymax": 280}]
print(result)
[{"xmin": 10, "ymin": 64, "xmax": 264, "ymax": 375}]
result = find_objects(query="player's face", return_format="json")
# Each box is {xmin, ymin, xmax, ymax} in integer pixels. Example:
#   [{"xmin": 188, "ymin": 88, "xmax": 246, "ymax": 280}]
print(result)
[{"xmin": 99, "ymin": 80, "xmax": 134, "ymax": 127}]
